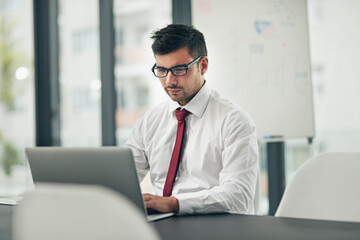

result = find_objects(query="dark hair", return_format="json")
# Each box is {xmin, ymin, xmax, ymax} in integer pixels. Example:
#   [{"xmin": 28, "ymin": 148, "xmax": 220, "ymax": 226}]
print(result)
[{"xmin": 151, "ymin": 24, "xmax": 207, "ymax": 58}]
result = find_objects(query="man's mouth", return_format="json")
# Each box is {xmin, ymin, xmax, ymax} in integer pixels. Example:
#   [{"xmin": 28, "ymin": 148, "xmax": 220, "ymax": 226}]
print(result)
[{"xmin": 167, "ymin": 87, "xmax": 182, "ymax": 95}]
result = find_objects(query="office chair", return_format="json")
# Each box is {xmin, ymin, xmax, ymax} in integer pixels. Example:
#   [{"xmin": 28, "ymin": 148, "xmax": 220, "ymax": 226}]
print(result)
[
  {"xmin": 275, "ymin": 152, "xmax": 360, "ymax": 222},
  {"xmin": 13, "ymin": 183, "xmax": 161, "ymax": 240}
]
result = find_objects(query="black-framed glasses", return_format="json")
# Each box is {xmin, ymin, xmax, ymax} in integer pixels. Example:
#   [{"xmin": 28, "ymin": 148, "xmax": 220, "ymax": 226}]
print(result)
[{"xmin": 151, "ymin": 56, "xmax": 203, "ymax": 78}]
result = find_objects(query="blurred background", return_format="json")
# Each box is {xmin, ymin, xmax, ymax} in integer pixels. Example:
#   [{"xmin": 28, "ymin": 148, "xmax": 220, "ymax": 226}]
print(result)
[{"xmin": 0, "ymin": 0, "xmax": 359, "ymax": 215}]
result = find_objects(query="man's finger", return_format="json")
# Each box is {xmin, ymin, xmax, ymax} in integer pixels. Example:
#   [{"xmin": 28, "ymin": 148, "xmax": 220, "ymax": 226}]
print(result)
[{"xmin": 143, "ymin": 193, "xmax": 156, "ymax": 201}]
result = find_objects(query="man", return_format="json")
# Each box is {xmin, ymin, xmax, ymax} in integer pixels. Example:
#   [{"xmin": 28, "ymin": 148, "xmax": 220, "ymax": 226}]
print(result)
[{"xmin": 125, "ymin": 24, "xmax": 259, "ymax": 215}]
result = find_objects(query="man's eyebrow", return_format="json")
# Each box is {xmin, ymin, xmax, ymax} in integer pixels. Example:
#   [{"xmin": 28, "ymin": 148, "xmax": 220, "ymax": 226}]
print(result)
[
  {"xmin": 155, "ymin": 63, "xmax": 187, "ymax": 69},
  {"xmin": 154, "ymin": 65, "xmax": 166, "ymax": 69},
  {"xmin": 171, "ymin": 63, "xmax": 187, "ymax": 68}
]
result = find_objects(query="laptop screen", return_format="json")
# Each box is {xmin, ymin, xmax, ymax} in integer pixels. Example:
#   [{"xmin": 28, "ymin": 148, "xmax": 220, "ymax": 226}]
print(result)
[{"xmin": 25, "ymin": 147, "xmax": 147, "ymax": 214}]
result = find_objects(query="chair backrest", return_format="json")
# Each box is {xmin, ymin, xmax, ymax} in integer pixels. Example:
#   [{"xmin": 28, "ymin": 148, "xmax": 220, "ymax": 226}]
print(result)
[
  {"xmin": 12, "ymin": 183, "xmax": 161, "ymax": 240},
  {"xmin": 275, "ymin": 152, "xmax": 360, "ymax": 222}
]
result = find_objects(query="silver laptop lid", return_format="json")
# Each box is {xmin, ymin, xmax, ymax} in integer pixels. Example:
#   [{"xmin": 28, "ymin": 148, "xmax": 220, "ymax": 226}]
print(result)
[{"xmin": 25, "ymin": 147, "xmax": 147, "ymax": 214}]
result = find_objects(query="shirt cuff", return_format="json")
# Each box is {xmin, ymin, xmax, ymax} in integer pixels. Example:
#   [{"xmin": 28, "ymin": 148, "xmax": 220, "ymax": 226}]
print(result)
[{"xmin": 172, "ymin": 192, "xmax": 203, "ymax": 215}]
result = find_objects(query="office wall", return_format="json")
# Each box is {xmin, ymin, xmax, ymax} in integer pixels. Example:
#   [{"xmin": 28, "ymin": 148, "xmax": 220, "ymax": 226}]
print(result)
[
  {"xmin": 308, "ymin": 0, "xmax": 360, "ymax": 152},
  {"xmin": 280, "ymin": 0, "xmax": 360, "ymax": 212}
]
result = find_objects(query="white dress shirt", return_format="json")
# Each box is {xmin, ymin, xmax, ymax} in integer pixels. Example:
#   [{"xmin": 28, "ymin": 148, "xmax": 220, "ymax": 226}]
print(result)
[{"xmin": 125, "ymin": 83, "xmax": 259, "ymax": 215}]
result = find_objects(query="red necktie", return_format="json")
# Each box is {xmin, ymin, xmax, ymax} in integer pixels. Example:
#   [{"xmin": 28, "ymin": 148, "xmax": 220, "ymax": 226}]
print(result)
[{"xmin": 163, "ymin": 109, "xmax": 190, "ymax": 197}]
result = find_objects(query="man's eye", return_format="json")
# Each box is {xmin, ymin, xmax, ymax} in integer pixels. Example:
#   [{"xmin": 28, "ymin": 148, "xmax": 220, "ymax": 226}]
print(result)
[
  {"xmin": 173, "ymin": 67, "xmax": 186, "ymax": 74},
  {"xmin": 156, "ymin": 68, "xmax": 167, "ymax": 73}
]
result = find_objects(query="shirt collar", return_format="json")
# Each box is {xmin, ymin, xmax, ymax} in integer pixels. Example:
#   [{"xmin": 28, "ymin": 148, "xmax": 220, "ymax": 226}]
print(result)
[{"xmin": 168, "ymin": 82, "xmax": 211, "ymax": 119}]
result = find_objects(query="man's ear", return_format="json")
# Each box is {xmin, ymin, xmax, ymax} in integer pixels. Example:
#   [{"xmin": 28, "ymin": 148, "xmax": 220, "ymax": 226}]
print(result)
[{"xmin": 200, "ymin": 56, "xmax": 209, "ymax": 76}]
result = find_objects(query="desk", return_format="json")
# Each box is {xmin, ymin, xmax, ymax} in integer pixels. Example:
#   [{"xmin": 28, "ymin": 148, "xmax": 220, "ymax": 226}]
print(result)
[
  {"xmin": 1, "ymin": 206, "xmax": 360, "ymax": 240},
  {"xmin": 0, "ymin": 205, "xmax": 11, "ymax": 240},
  {"xmin": 153, "ymin": 213, "xmax": 360, "ymax": 240}
]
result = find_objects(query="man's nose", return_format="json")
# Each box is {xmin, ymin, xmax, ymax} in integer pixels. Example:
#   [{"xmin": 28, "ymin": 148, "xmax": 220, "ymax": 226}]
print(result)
[{"xmin": 165, "ymin": 71, "xmax": 177, "ymax": 85}]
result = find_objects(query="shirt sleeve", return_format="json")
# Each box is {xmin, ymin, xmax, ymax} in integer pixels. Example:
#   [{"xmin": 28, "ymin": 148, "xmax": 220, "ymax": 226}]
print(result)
[
  {"xmin": 173, "ymin": 110, "xmax": 259, "ymax": 215},
  {"xmin": 124, "ymin": 117, "xmax": 150, "ymax": 183}
]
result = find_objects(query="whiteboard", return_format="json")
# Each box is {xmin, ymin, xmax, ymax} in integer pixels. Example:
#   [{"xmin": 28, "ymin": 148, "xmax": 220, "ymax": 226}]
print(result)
[{"xmin": 192, "ymin": 0, "xmax": 315, "ymax": 138}]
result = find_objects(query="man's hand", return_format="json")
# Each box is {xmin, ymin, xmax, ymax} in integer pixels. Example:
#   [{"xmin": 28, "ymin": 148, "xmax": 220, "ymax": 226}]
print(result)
[{"xmin": 143, "ymin": 193, "xmax": 179, "ymax": 214}]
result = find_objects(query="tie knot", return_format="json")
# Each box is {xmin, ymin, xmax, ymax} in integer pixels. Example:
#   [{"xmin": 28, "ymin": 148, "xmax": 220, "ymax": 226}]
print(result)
[{"xmin": 175, "ymin": 109, "xmax": 190, "ymax": 121}]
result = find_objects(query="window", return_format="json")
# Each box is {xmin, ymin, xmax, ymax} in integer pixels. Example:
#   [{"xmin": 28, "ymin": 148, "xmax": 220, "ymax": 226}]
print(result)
[
  {"xmin": 113, "ymin": 0, "xmax": 171, "ymax": 193},
  {"xmin": 0, "ymin": 0, "xmax": 34, "ymax": 196},
  {"xmin": 113, "ymin": 0, "xmax": 171, "ymax": 146},
  {"xmin": 72, "ymin": 29, "xmax": 99, "ymax": 54},
  {"xmin": 58, "ymin": 0, "xmax": 101, "ymax": 147}
]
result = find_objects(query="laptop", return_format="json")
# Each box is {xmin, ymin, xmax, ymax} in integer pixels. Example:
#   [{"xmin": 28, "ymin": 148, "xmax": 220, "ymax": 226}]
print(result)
[{"xmin": 25, "ymin": 147, "xmax": 175, "ymax": 222}]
